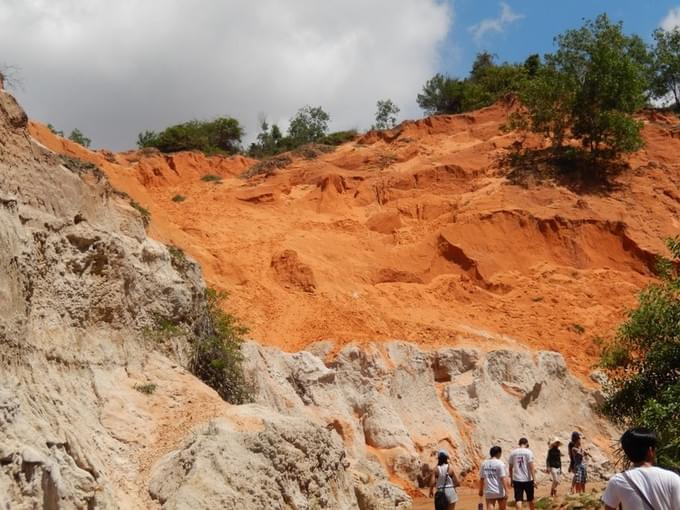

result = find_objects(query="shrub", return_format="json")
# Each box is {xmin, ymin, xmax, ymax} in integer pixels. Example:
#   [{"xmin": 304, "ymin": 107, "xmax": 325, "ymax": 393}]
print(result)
[
  {"xmin": 201, "ymin": 174, "xmax": 222, "ymax": 183},
  {"xmin": 189, "ymin": 289, "xmax": 251, "ymax": 404},
  {"xmin": 570, "ymin": 323, "xmax": 586, "ymax": 334},
  {"xmin": 130, "ymin": 200, "xmax": 151, "ymax": 227},
  {"xmin": 137, "ymin": 117, "xmax": 243, "ymax": 155},
  {"xmin": 47, "ymin": 123, "xmax": 64, "ymax": 137},
  {"xmin": 134, "ymin": 383, "xmax": 157, "ymax": 395},
  {"xmin": 319, "ymin": 129, "xmax": 357, "ymax": 146},
  {"xmin": 171, "ymin": 194, "xmax": 186, "ymax": 202},
  {"xmin": 68, "ymin": 128, "xmax": 91, "ymax": 148},
  {"xmin": 600, "ymin": 236, "xmax": 680, "ymax": 470},
  {"xmin": 241, "ymin": 153, "xmax": 293, "ymax": 179},
  {"xmin": 417, "ymin": 53, "xmax": 530, "ymax": 115},
  {"xmin": 167, "ymin": 245, "xmax": 188, "ymax": 269}
]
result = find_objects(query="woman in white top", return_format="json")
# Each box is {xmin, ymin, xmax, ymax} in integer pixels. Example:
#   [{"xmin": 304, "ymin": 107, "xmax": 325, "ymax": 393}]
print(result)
[{"xmin": 429, "ymin": 449, "xmax": 460, "ymax": 510}]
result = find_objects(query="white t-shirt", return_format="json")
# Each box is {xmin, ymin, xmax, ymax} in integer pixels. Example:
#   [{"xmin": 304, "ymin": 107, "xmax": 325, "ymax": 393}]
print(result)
[
  {"xmin": 602, "ymin": 466, "xmax": 680, "ymax": 510},
  {"xmin": 481, "ymin": 458, "xmax": 508, "ymax": 498},
  {"xmin": 508, "ymin": 447, "xmax": 534, "ymax": 482}
]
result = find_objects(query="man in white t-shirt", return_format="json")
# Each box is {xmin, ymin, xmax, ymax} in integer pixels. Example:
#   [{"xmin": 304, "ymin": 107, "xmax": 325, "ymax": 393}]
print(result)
[
  {"xmin": 508, "ymin": 437, "xmax": 536, "ymax": 510},
  {"xmin": 603, "ymin": 428, "xmax": 680, "ymax": 510},
  {"xmin": 479, "ymin": 445, "xmax": 510, "ymax": 509}
]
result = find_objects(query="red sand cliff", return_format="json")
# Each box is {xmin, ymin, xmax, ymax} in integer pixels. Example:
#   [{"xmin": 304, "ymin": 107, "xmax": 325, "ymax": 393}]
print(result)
[{"xmin": 29, "ymin": 103, "xmax": 680, "ymax": 377}]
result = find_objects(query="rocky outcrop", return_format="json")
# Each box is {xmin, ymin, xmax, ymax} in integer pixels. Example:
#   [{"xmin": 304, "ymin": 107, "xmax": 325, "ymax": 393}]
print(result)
[
  {"xmin": 0, "ymin": 86, "xmax": 213, "ymax": 508},
  {"xmin": 149, "ymin": 409, "xmax": 358, "ymax": 509},
  {"xmin": 243, "ymin": 341, "xmax": 619, "ymax": 488}
]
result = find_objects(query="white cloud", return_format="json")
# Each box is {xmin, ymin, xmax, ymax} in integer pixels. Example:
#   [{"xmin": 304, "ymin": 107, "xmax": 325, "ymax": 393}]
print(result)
[
  {"xmin": 660, "ymin": 6, "xmax": 680, "ymax": 31},
  {"xmin": 469, "ymin": 2, "xmax": 523, "ymax": 43},
  {"xmin": 0, "ymin": 0, "xmax": 452, "ymax": 150}
]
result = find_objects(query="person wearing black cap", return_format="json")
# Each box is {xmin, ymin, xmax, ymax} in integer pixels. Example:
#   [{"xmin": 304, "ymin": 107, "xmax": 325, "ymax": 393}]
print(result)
[
  {"xmin": 508, "ymin": 437, "xmax": 536, "ymax": 510},
  {"xmin": 429, "ymin": 449, "xmax": 459, "ymax": 510}
]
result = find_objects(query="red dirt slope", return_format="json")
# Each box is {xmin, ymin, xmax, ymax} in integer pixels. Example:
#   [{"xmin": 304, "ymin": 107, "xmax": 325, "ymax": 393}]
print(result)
[{"xmin": 29, "ymin": 103, "xmax": 680, "ymax": 376}]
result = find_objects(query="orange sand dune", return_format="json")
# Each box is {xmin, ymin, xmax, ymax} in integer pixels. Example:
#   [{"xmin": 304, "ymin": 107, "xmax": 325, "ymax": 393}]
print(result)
[{"xmin": 29, "ymin": 103, "xmax": 680, "ymax": 376}]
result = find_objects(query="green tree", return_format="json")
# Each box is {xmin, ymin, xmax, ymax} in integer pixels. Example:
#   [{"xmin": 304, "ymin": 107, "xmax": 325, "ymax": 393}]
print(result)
[
  {"xmin": 68, "ymin": 128, "xmax": 91, "ymax": 148},
  {"xmin": 248, "ymin": 119, "xmax": 285, "ymax": 157},
  {"xmin": 137, "ymin": 117, "xmax": 244, "ymax": 154},
  {"xmin": 652, "ymin": 27, "xmax": 680, "ymax": 108},
  {"xmin": 516, "ymin": 14, "xmax": 650, "ymax": 158},
  {"xmin": 137, "ymin": 130, "xmax": 158, "ymax": 148},
  {"xmin": 47, "ymin": 123, "xmax": 64, "ymax": 137},
  {"xmin": 600, "ymin": 237, "xmax": 680, "ymax": 470},
  {"xmin": 470, "ymin": 51, "xmax": 496, "ymax": 82},
  {"xmin": 417, "ymin": 53, "xmax": 529, "ymax": 116},
  {"xmin": 523, "ymin": 54, "xmax": 541, "ymax": 77},
  {"xmin": 288, "ymin": 105, "xmax": 330, "ymax": 145},
  {"xmin": 372, "ymin": 99, "xmax": 400, "ymax": 130},
  {"xmin": 416, "ymin": 74, "xmax": 469, "ymax": 115}
]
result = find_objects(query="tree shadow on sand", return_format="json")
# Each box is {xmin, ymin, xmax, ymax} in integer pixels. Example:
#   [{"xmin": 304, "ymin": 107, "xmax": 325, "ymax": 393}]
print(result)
[{"xmin": 499, "ymin": 145, "xmax": 628, "ymax": 196}]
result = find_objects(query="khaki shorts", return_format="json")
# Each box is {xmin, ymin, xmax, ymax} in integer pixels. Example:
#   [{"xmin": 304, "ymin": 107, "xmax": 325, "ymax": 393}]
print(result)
[{"xmin": 550, "ymin": 468, "xmax": 561, "ymax": 483}]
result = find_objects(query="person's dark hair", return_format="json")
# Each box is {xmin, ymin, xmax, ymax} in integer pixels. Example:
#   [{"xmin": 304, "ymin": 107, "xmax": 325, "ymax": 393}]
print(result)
[
  {"xmin": 490, "ymin": 446, "xmax": 502, "ymax": 458},
  {"xmin": 519, "ymin": 437, "xmax": 529, "ymax": 446},
  {"xmin": 437, "ymin": 451, "xmax": 449, "ymax": 465},
  {"xmin": 621, "ymin": 428, "xmax": 657, "ymax": 463},
  {"xmin": 571, "ymin": 431, "xmax": 581, "ymax": 442}
]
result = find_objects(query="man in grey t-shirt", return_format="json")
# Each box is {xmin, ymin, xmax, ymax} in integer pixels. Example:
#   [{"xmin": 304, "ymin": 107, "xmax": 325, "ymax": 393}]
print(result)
[{"xmin": 508, "ymin": 438, "xmax": 536, "ymax": 510}]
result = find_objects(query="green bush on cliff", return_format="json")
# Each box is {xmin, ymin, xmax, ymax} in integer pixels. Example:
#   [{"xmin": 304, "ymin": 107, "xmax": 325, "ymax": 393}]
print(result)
[
  {"xmin": 600, "ymin": 237, "xmax": 680, "ymax": 470},
  {"xmin": 137, "ymin": 117, "xmax": 244, "ymax": 155},
  {"xmin": 190, "ymin": 288, "xmax": 251, "ymax": 404}
]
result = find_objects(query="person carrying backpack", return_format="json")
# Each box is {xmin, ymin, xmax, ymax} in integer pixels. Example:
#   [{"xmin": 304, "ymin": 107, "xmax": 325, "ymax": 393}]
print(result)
[
  {"xmin": 429, "ymin": 449, "xmax": 459, "ymax": 510},
  {"xmin": 603, "ymin": 428, "xmax": 680, "ymax": 510}
]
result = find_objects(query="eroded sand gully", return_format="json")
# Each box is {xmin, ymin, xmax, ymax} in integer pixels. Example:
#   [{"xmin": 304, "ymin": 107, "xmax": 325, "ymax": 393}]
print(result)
[{"xmin": 30, "ymin": 104, "xmax": 680, "ymax": 377}]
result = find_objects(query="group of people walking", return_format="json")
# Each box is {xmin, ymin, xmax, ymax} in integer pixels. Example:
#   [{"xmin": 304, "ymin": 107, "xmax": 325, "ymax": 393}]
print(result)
[{"xmin": 429, "ymin": 428, "xmax": 680, "ymax": 510}]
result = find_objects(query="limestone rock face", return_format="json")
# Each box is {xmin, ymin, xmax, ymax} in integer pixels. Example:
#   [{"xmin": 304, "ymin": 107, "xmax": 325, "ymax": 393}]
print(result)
[
  {"xmin": 243, "ymin": 341, "xmax": 620, "ymax": 489},
  {"xmin": 0, "ymin": 88, "xmax": 209, "ymax": 508},
  {"xmin": 149, "ymin": 409, "xmax": 358, "ymax": 510}
]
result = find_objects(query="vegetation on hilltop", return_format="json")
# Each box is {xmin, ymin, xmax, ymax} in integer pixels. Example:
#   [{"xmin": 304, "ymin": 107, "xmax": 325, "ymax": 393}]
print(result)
[
  {"xmin": 372, "ymin": 99, "xmax": 400, "ymax": 130},
  {"xmin": 600, "ymin": 237, "xmax": 680, "ymax": 471},
  {"xmin": 416, "ymin": 51, "xmax": 535, "ymax": 115},
  {"xmin": 418, "ymin": 14, "xmax": 680, "ymax": 168},
  {"xmin": 511, "ymin": 14, "xmax": 649, "ymax": 159},
  {"xmin": 137, "ymin": 117, "xmax": 243, "ymax": 155}
]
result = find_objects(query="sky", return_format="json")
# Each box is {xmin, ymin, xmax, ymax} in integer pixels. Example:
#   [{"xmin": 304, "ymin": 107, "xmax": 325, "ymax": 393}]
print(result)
[{"xmin": 1, "ymin": 0, "xmax": 679, "ymax": 151}]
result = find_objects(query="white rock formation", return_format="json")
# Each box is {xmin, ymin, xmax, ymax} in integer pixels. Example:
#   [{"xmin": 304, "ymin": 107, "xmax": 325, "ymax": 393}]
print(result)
[{"xmin": 243, "ymin": 341, "xmax": 619, "ymax": 489}]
